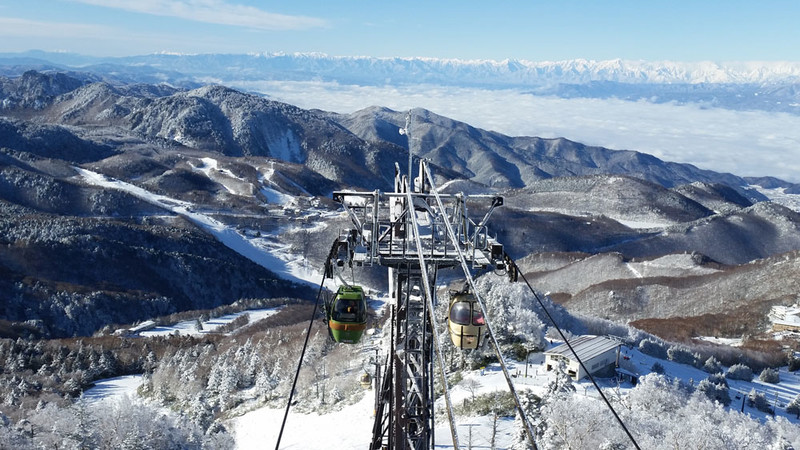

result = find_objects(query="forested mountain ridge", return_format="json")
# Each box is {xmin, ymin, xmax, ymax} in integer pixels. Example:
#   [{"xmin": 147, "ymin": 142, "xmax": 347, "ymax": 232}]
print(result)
[
  {"xmin": 332, "ymin": 105, "xmax": 775, "ymax": 193},
  {"xmin": 1, "ymin": 70, "xmax": 800, "ymax": 341},
  {"xmin": 4, "ymin": 71, "xmax": 797, "ymax": 193}
]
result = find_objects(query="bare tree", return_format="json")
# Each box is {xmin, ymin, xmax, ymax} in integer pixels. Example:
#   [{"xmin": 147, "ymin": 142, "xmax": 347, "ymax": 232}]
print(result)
[{"xmin": 462, "ymin": 378, "xmax": 483, "ymax": 401}]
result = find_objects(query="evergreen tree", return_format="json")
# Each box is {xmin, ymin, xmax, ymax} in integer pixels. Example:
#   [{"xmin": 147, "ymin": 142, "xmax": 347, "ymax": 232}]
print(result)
[
  {"xmin": 786, "ymin": 394, "xmax": 800, "ymax": 418},
  {"xmin": 667, "ymin": 344, "xmax": 700, "ymax": 366},
  {"xmin": 509, "ymin": 390, "xmax": 540, "ymax": 450},
  {"xmin": 726, "ymin": 363, "xmax": 753, "ymax": 381},
  {"xmin": 748, "ymin": 388, "xmax": 773, "ymax": 413},
  {"xmin": 702, "ymin": 356, "xmax": 722, "ymax": 374},
  {"xmin": 696, "ymin": 379, "xmax": 731, "ymax": 406},
  {"xmin": 70, "ymin": 399, "xmax": 99, "ymax": 450},
  {"xmin": 789, "ymin": 353, "xmax": 800, "ymax": 372},
  {"xmin": 543, "ymin": 360, "xmax": 575, "ymax": 401},
  {"xmin": 143, "ymin": 351, "xmax": 158, "ymax": 374},
  {"xmin": 638, "ymin": 337, "xmax": 668, "ymax": 359},
  {"xmin": 650, "ymin": 361, "xmax": 665, "ymax": 374},
  {"xmin": 759, "ymin": 367, "xmax": 780, "ymax": 384}
]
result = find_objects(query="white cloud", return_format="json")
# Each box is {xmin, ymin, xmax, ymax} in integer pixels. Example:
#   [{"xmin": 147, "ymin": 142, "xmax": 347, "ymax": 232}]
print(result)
[
  {"xmin": 233, "ymin": 80, "xmax": 800, "ymax": 183},
  {"xmin": 0, "ymin": 17, "xmax": 113, "ymax": 38},
  {"xmin": 70, "ymin": 0, "xmax": 327, "ymax": 30}
]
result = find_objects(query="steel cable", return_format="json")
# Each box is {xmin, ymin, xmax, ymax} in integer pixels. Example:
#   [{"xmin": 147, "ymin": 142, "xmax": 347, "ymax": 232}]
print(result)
[
  {"xmin": 275, "ymin": 240, "xmax": 339, "ymax": 450},
  {"xmin": 508, "ymin": 256, "xmax": 642, "ymax": 450},
  {"xmin": 422, "ymin": 162, "xmax": 540, "ymax": 450}
]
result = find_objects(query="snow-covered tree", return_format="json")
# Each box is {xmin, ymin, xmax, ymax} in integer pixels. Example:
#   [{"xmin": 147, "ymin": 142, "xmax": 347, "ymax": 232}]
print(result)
[
  {"xmin": 696, "ymin": 378, "xmax": 731, "ymax": 406},
  {"xmin": 789, "ymin": 353, "xmax": 800, "ymax": 372},
  {"xmin": 473, "ymin": 275, "xmax": 548, "ymax": 351},
  {"xmin": 508, "ymin": 389, "xmax": 540, "ymax": 450},
  {"xmin": 786, "ymin": 394, "xmax": 800, "ymax": 418},
  {"xmin": 702, "ymin": 356, "xmax": 722, "ymax": 374},
  {"xmin": 707, "ymin": 373, "xmax": 728, "ymax": 387},
  {"xmin": 667, "ymin": 344, "xmax": 699, "ymax": 367},
  {"xmin": 726, "ymin": 363, "xmax": 753, "ymax": 381},
  {"xmin": 748, "ymin": 388, "xmax": 773, "ymax": 413},
  {"xmin": 638, "ymin": 337, "xmax": 668, "ymax": 359},
  {"xmin": 623, "ymin": 374, "xmax": 688, "ymax": 416},
  {"xmin": 540, "ymin": 394, "xmax": 623, "ymax": 450},
  {"xmin": 759, "ymin": 367, "xmax": 780, "ymax": 384},
  {"xmin": 143, "ymin": 351, "xmax": 158, "ymax": 374},
  {"xmin": 71, "ymin": 398, "xmax": 99, "ymax": 450},
  {"xmin": 461, "ymin": 378, "xmax": 483, "ymax": 401},
  {"xmin": 650, "ymin": 361, "xmax": 665, "ymax": 374},
  {"xmin": 542, "ymin": 360, "xmax": 575, "ymax": 402}
]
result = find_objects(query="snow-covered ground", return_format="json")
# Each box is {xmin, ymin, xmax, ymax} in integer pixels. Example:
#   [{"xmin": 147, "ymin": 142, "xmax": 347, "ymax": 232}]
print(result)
[
  {"xmin": 754, "ymin": 186, "xmax": 800, "ymax": 212},
  {"xmin": 615, "ymin": 218, "xmax": 673, "ymax": 229},
  {"xmin": 257, "ymin": 163, "xmax": 301, "ymax": 206},
  {"xmin": 629, "ymin": 253, "xmax": 720, "ymax": 277},
  {"xmin": 83, "ymin": 375, "xmax": 144, "ymax": 405},
  {"xmin": 139, "ymin": 307, "xmax": 282, "ymax": 337},
  {"xmin": 86, "ymin": 336, "xmax": 800, "ymax": 449},
  {"xmin": 233, "ymin": 393, "xmax": 376, "ymax": 449},
  {"xmin": 695, "ymin": 336, "xmax": 744, "ymax": 347}
]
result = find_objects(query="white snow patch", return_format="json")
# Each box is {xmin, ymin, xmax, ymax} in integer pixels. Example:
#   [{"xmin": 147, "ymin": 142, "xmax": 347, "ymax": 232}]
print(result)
[
  {"xmin": 260, "ymin": 186, "xmax": 293, "ymax": 205},
  {"xmin": 751, "ymin": 185, "xmax": 800, "ymax": 212},
  {"xmin": 695, "ymin": 336, "xmax": 743, "ymax": 346},
  {"xmin": 83, "ymin": 375, "xmax": 144, "ymax": 404},
  {"xmin": 267, "ymin": 129, "xmax": 302, "ymax": 163},
  {"xmin": 627, "ymin": 253, "xmax": 720, "ymax": 278},
  {"xmin": 232, "ymin": 393, "xmax": 376, "ymax": 449},
  {"xmin": 624, "ymin": 263, "xmax": 643, "ymax": 278},
  {"xmin": 259, "ymin": 162, "xmax": 311, "ymax": 197},
  {"xmin": 616, "ymin": 218, "xmax": 671, "ymax": 229},
  {"xmin": 257, "ymin": 163, "xmax": 306, "ymax": 205},
  {"xmin": 140, "ymin": 308, "xmax": 281, "ymax": 337},
  {"xmin": 74, "ymin": 167, "xmax": 321, "ymax": 286},
  {"xmin": 190, "ymin": 157, "xmax": 253, "ymax": 196}
]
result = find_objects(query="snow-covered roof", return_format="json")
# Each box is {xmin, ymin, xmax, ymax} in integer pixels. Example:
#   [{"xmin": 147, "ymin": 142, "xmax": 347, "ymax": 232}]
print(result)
[
  {"xmin": 770, "ymin": 305, "xmax": 800, "ymax": 327},
  {"xmin": 775, "ymin": 319, "xmax": 800, "ymax": 328},
  {"xmin": 129, "ymin": 320, "xmax": 156, "ymax": 333},
  {"xmin": 615, "ymin": 367, "xmax": 639, "ymax": 378},
  {"xmin": 545, "ymin": 335, "xmax": 620, "ymax": 362}
]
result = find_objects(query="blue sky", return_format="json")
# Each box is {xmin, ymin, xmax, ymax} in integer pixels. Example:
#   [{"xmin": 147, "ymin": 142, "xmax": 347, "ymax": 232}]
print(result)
[{"xmin": 1, "ymin": 0, "xmax": 799, "ymax": 61}]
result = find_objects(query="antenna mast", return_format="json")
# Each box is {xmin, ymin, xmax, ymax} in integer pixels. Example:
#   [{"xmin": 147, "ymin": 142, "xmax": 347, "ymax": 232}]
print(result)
[{"xmin": 400, "ymin": 111, "xmax": 413, "ymax": 191}]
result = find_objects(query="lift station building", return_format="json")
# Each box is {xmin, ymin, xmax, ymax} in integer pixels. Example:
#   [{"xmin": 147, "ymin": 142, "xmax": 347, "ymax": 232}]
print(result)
[{"xmin": 544, "ymin": 335, "xmax": 621, "ymax": 380}]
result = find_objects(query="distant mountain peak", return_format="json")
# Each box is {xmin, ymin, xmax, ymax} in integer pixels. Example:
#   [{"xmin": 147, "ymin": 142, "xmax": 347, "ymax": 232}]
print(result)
[{"xmin": 5, "ymin": 51, "xmax": 800, "ymax": 86}]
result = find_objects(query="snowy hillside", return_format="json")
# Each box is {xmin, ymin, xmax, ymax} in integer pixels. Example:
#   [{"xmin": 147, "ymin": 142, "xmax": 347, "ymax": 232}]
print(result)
[{"xmin": 80, "ymin": 319, "xmax": 800, "ymax": 449}]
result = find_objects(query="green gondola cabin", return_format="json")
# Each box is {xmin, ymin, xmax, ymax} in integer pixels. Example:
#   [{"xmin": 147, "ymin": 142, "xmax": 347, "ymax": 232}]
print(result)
[{"xmin": 328, "ymin": 285, "xmax": 368, "ymax": 344}]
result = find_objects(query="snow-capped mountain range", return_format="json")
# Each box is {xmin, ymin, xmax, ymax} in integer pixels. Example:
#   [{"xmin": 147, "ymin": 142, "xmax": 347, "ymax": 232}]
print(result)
[
  {"xmin": 5, "ymin": 50, "xmax": 800, "ymax": 84},
  {"xmin": 3, "ymin": 50, "xmax": 799, "ymax": 119}
]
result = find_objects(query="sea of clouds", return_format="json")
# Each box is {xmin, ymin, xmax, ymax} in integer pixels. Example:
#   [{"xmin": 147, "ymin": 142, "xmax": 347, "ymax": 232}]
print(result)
[{"xmin": 231, "ymin": 80, "xmax": 800, "ymax": 183}]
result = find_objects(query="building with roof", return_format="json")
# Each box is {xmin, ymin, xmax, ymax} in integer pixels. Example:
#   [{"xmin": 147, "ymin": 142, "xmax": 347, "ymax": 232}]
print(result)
[
  {"xmin": 544, "ymin": 335, "xmax": 621, "ymax": 380},
  {"xmin": 770, "ymin": 305, "xmax": 800, "ymax": 332}
]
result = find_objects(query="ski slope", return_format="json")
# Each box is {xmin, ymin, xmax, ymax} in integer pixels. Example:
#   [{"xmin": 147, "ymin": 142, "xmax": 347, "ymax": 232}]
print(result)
[
  {"xmin": 77, "ymin": 167, "xmax": 800, "ymax": 448},
  {"xmin": 75, "ymin": 167, "xmax": 325, "ymax": 287}
]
